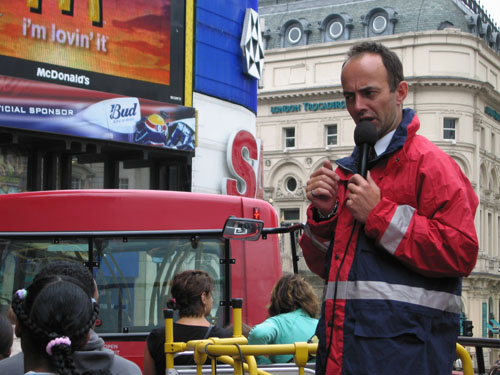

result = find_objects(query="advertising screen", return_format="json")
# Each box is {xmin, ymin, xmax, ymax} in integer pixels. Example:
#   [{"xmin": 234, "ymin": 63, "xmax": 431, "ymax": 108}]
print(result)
[
  {"xmin": 0, "ymin": 0, "xmax": 186, "ymax": 104},
  {"xmin": 0, "ymin": 1, "xmax": 195, "ymax": 152}
]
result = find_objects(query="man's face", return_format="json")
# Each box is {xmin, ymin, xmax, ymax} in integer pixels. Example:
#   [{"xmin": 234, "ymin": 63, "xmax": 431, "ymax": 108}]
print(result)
[{"xmin": 341, "ymin": 53, "xmax": 408, "ymax": 139}]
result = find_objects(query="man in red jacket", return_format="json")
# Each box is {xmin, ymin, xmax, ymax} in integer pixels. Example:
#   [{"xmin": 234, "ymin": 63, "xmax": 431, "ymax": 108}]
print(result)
[{"xmin": 300, "ymin": 41, "xmax": 479, "ymax": 375}]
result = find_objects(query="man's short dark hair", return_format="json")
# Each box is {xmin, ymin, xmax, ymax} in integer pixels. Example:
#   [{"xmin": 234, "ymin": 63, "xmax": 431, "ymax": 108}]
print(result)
[
  {"xmin": 345, "ymin": 41, "xmax": 404, "ymax": 92},
  {"xmin": 33, "ymin": 260, "xmax": 95, "ymax": 297}
]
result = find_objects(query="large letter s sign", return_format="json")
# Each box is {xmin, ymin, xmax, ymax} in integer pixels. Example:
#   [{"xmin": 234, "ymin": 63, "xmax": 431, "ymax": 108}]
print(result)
[{"xmin": 223, "ymin": 130, "xmax": 258, "ymax": 197}]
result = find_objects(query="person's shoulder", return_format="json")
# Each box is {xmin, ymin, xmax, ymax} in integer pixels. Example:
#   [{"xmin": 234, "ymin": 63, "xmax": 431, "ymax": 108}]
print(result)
[
  {"xmin": 0, "ymin": 352, "xmax": 24, "ymax": 375},
  {"xmin": 212, "ymin": 325, "xmax": 232, "ymax": 338},
  {"xmin": 407, "ymin": 133, "xmax": 457, "ymax": 166},
  {"xmin": 147, "ymin": 326, "xmax": 165, "ymax": 339},
  {"xmin": 109, "ymin": 354, "xmax": 142, "ymax": 375}
]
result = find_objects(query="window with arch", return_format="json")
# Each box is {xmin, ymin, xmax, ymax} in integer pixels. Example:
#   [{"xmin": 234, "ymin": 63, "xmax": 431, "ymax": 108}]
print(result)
[
  {"xmin": 321, "ymin": 13, "xmax": 353, "ymax": 42},
  {"xmin": 285, "ymin": 176, "xmax": 298, "ymax": 193},
  {"xmin": 482, "ymin": 23, "xmax": 493, "ymax": 46},
  {"xmin": 466, "ymin": 14, "xmax": 483, "ymax": 37},
  {"xmin": 488, "ymin": 212, "xmax": 493, "ymax": 257},
  {"xmin": 362, "ymin": 7, "xmax": 397, "ymax": 38},
  {"xmin": 372, "ymin": 14, "xmax": 388, "ymax": 33},
  {"xmin": 287, "ymin": 24, "xmax": 302, "ymax": 45},
  {"xmin": 281, "ymin": 19, "xmax": 311, "ymax": 48}
]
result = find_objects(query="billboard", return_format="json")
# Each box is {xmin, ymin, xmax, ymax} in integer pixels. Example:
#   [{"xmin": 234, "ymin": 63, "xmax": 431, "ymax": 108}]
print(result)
[
  {"xmin": 0, "ymin": 75, "xmax": 195, "ymax": 151},
  {"xmin": 0, "ymin": 1, "xmax": 195, "ymax": 151},
  {"xmin": 0, "ymin": 0, "xmax": 187, "ymax": 104}
]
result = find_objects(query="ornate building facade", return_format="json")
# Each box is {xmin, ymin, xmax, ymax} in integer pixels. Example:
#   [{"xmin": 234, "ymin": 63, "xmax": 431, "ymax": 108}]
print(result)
[{"xmin": 257, "ymin": 0, "xmax": 500, "ymax": 362}]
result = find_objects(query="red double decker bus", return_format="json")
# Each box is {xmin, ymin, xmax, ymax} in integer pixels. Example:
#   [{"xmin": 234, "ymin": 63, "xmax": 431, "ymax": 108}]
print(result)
[{"xmin": 0, "ymin": 189, "xmax": 283, "ymax": 369}]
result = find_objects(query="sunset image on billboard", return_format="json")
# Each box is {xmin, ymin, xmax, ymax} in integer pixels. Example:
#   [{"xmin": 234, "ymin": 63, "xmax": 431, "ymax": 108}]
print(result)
[{"xmin": 0, "ymin": 0, "xmax": 171, "ymax": 86}]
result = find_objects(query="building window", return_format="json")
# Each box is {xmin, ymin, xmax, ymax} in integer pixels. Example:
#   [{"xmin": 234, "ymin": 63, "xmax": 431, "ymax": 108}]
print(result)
[
  {"xmin": 285, "ymin": 176, "xmax": 297, "ymax": 192},
  {"xmin": 287, "ymin": 25, "xmax": 302, "ymax": 44},
  {"xmin": 281, "ymin": 208, "xmax": 300, "ymax": 222},
  {"xmin": 443, "ymin": 118, "xmax": 456, "ymax": 140},
  {"xmin": 281, "ymin": 19, "xmax": 311, "ymax": 48},
  {"xmin": 71, "ymin": 177, "xmax": 83, "ymax": 189},
  {"xmin": 119, "ymin": 178, "xmax": 129, "ymax": 189},
  {"xmin": 321, "ymin": 14, "xmax": 353, "ymax": 42},
  {"xmin": 363, "ymin": 7, "xmax": 397, "ymax": 38},
  {"xmin": 498, "ymin": 216, "xmax": 500, "ymax": 257},
  {"xmin": 326, "ymin": 124, "xmax": 338, "ymax": 146},
  {"xmin": 328, "ymin": 20, "xmax": 344, "ymax": 39},
  {"xmin": 284, "ymin": 127, "xmax": 295, "ymax": 149},
  {"xmin": 0, "ymin": 148, "xmax": 28, "ymax": 193},
  {"xmin": 371, "ymin": 14, "xmax": 388, "ymax": 33}
]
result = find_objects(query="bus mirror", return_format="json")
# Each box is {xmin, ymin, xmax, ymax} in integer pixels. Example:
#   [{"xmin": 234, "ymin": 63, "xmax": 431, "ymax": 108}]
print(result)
[{"xmin": 222, "ymin": 216, "xmax": 263, "ymax": 241}]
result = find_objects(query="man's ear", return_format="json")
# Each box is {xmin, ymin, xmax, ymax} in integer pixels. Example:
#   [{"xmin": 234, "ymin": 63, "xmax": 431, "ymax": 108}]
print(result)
[{"xmin": 396, "ymin": 80, "xmax": 408, "ymax": 105}]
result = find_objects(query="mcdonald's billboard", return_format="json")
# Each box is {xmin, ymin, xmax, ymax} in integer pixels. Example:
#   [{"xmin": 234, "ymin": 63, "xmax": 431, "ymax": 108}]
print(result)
[{"xmin": 0, "ymin": 0, "xmax": 189, "ymax": 105}]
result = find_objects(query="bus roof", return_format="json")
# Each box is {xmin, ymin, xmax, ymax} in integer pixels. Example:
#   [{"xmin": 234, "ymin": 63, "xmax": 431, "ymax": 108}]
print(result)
[{"xmin": 0, "ymin": 190, "xmax": 278, "ymax": 232}]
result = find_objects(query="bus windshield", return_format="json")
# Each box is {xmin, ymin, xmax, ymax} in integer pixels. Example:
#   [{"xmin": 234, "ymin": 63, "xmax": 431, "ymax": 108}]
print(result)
[{"xmin": 0, "ymin": 234, "xmax": 226, "ymax": 333}]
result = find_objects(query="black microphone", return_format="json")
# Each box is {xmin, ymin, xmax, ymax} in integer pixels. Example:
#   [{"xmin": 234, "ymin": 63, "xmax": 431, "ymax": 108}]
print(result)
[{"xmin": 354, "ymin": 121, "xmax": 378, "ymax": 178}]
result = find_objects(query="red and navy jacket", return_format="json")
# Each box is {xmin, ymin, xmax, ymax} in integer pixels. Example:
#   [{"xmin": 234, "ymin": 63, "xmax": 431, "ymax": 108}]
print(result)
[{"xmin": 300, "ymin": 109, "xmax": 479, "ymax": 375}]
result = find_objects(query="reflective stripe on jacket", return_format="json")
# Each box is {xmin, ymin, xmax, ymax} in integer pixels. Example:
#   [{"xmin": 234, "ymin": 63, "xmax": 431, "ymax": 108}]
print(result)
[{"xmin": 299, "ymin": 109, "xmax": 479, "ymax": 375}]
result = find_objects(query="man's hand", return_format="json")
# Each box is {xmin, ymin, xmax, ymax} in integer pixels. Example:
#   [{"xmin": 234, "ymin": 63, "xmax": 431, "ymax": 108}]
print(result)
[
  {"xmin": 345, "ymin": 172, "xmax": 380, "ymax": 223},
  {"xmin": 306, "ymin": 160, "xmax": 340, "ymax": 216}
]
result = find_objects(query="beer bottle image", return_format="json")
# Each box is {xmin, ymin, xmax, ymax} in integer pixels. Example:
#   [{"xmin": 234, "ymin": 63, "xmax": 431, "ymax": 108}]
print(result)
[{"xmin": 77, "ymin": 97, "xmax": 141, "ymax": 143}]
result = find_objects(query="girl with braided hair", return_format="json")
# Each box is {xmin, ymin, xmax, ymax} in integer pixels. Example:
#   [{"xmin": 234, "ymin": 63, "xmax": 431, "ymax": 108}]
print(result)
[{"xmin": 11, "ymin": 275, "xmax": 102, "ymax": 375}]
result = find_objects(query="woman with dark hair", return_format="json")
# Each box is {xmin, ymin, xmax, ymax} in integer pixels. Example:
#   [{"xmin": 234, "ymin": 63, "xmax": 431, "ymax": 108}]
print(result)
[
  {"xmin": 247, "ymin": 273, "xmax": 319, "ymax": 364},
  {"xmin": 10, "ymin": 275, "xmax": 102, "ymax": 375},
  {"xmin": 143, "ymin": 270, "xmax": 231, "ymax": 375}
]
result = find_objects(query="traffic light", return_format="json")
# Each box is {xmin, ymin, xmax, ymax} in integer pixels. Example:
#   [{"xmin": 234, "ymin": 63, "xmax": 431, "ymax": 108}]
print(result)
[{"xmin": 462, "ymin": 320, "xmax": 473, "ymax": 337}]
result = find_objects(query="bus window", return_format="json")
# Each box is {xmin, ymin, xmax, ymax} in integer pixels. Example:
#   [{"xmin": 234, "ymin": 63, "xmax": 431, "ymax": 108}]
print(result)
[
  {"xmin": 0, "ymin": 238, "xmax": 89, "ymax": 313},
  {"xmin": 93, "ymin": 236, "xmax": 225, "ymax": 334}
]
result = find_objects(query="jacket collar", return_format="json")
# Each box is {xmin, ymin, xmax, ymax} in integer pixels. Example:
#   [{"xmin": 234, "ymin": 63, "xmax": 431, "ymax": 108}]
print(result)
[{"xmin": 336, "ymin": 108, "xmax": 417, "ymax": 176}]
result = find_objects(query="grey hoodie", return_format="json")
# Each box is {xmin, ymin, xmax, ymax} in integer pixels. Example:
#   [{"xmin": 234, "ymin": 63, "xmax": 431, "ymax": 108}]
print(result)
[{"xmin": 0, "ymin": 330, "xmax": 142, "ymax": 375}]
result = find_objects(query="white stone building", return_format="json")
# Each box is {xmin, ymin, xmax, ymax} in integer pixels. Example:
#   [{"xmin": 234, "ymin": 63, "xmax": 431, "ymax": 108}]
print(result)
[{"xmin": 257, "ymin": 0, "xmax": 500, "ymax": 363}]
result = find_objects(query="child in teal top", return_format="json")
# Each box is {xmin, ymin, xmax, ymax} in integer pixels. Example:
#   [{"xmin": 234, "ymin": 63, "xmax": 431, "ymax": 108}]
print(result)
[{"xmin": 247, "ymin": 274, "xmax": 319, "ymax": 364}]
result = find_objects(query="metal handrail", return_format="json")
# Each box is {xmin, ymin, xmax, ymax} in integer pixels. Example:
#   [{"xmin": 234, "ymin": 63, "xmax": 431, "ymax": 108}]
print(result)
[
  {"xmin": 457, "ymin": 343, "xmax": 474, "ymax": 375},
  {"xmin": 163, "ymin": 300, "xmax": 473, "ymax": 375}
]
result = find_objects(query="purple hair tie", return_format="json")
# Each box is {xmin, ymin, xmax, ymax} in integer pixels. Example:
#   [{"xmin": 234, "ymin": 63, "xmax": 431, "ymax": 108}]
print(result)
[
  {"xmin": 46, "ymin": 336, "xmax": 72, "ymax": 356},
  {"xmin": 15, "ymin": 289, "xmax": 27, "ymax": 300}
]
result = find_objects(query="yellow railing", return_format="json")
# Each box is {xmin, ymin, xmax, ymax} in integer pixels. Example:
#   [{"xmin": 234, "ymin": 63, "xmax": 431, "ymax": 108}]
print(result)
[
  {"xmin": 456, "ymin": 343, "xmax": 474, "ymax": 375},
  {"xmin": 164, "ymin": 299, "xmax": 474, "ymax": 375}
]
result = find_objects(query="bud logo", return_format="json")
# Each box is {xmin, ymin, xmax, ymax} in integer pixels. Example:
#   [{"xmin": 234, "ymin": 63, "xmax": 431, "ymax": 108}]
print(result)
[
  {"xmin": 109, "ymin": 103, "xmax": 138, "ymax": 121},
  {"xmin": 27, "ymin": 0, "xmax": 103, "ymax": 27},
  {"xmin": 78, "ymin": 98, "xmax": 141, "ymax": 135}
]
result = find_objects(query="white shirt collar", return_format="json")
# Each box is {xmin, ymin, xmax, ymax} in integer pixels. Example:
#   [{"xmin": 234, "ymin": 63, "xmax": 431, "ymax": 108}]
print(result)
[{"xmin": 374, "ymin": 129, "xmax": 396, "ymax": 156}]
